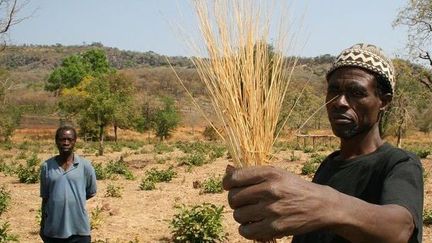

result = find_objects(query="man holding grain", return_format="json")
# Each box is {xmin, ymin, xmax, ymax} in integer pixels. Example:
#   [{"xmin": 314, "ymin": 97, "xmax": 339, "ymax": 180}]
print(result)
[
  {"xmin": 223, "ymin": 43, "xmax": 423, "ymax": 243},
  {"xmin": 40, "ymin": 126, "xmax": 97, "ymax": 243}
]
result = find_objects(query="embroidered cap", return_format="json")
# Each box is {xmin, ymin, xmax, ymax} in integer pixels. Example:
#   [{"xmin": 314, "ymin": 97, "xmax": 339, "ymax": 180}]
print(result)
[{"xmin": 326, "ymin": 43, "xmax": 395, "ymax": 94}]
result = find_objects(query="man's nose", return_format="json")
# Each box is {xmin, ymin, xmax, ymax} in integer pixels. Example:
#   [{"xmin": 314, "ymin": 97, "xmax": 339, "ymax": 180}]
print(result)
[{"xmin": 333, "ymin": 94, "xmax": 349, "ymax": 108}]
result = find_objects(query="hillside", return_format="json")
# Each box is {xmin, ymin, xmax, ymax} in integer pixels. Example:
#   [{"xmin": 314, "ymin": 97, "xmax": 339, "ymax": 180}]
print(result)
[{"xmin": 0, "ymin": 43, "xmax": 333, "ymax": 130}]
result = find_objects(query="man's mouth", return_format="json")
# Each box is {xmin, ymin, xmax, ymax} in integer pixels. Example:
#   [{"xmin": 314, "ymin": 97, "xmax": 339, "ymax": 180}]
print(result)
[{"xmin": 331, "ymin": 114, "xmax": 353, "ymax": 125}]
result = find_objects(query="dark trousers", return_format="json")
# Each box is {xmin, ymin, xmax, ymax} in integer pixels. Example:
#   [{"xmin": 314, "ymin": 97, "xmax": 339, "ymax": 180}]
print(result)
[{"xmin": 42, "ymin": 235, "xmax": 91, "ymax": 243}]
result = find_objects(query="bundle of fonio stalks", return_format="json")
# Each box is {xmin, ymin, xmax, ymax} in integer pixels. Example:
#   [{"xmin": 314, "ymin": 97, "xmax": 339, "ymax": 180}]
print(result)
[{"xmin": 176, "ymin": 0, "xmax": 298, "ymax": 242}]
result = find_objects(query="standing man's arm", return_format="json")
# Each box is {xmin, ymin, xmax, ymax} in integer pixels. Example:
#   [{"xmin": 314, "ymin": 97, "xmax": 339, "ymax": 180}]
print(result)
[
  {"xmin": 39, "ymin": 163, "xmax": 48, "ymax": 238},
  {"xmin": 86, "ymin": 162, "xmax": 97, "ymax": 200}
]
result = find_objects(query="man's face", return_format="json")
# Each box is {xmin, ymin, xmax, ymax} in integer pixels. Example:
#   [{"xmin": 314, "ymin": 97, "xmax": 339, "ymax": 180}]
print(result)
[
  {"xmin": 56, "ymin": 130, "xmax": 76, "ymax": 154},
  {"xmin": 326, "ymin": 67, "xmax": 384, "ymax": 139}
]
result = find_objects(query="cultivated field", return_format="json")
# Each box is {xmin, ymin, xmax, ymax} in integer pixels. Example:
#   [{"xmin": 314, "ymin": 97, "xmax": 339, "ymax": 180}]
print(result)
[{"xmin": 0, "ymin": 128, "xmax": 431, "ymax": 243}]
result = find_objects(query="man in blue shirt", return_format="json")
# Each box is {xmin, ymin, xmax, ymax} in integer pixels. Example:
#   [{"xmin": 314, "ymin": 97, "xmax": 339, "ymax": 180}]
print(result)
[{"xmin": 40, "ymin": 125, "xmax": 97, "ymax": 243}]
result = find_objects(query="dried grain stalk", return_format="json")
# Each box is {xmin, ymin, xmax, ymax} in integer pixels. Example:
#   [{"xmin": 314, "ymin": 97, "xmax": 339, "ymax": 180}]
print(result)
[{"xmin": 185, "ymin": 0, "xmax": 298, "ymax": 169}]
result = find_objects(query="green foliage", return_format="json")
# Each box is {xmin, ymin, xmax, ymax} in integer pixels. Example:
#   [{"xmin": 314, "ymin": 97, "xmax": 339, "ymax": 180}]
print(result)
[
  {"xmin": 35, "ymin": 208, "xmax": 42, "ymax": 227},
  {"xmin": 170, "ymin": 203, "xmax": 226, "ymax": 243},
  {"xmin": 139, "ymin": 178, "xmax": 156, "ymax": 191},
  {"xmin": 153, "ymin": 97, "xmax": 180, "ymax": 140},
  {"xmin": 0, "ymin": 105, "xmax": 22, "ymax": 142},
  {"xmin": 154, "ymin": 142, "xmax": 174, "ymax": 154},
  {"xmin": 407, "ymin": 146, "xmax": 431, "ymax": 159},
  {"xmin": 116, "ymin": 140, "xmax": 145, "ymax": 151},
  {"xmin": 93, "ymin": 163, "xmax": 109, "ymax": 180},
  {"xmin": 301, "ymin": 154, "xmax": 326, "ymax": 176},
  {"xmin": 424, "ymin": 208, "xmax": 432, "ymax": 225},
  {"xmin": 90, "ymin": 206, "xmax": 104, "ymax": 230},
  {"xmin": 16, "ymin": 154, "xmax": 41, "ymax": 184},
  {"xmin": 140, "ymin": 167, "xmax": 177, "ymax": 191},
  {"xmin": 45, "ymin": 49, "xmax": 113, "ymax": 93},
  {"xmin": 303, "ymin": 146, "xmax": 315, "ymax": 153},
  {"xmin": 134, "ymin": 102, "xmax": 156, "ymax": 133},
  {"xmin": 0, "ymin": 159, "xmax": 16, "ymax": 176},
  {"xmin": 0, "ymin": 186, "xmax": 11, "ymax": 216},
  {"xmin": 201, "ymin": 176, "xmax": 223, "ymax": 194},
  {"xmin": 105, "ymin": 183, "xmax": 122, "ymax": 198},
  {"xmin": 175, "ymin": 141, "xmax": 226, "ymax": 161},
  {"xmin": 105, "ymin": 157, "xmax": 135, "ymax": 180},
  {"xmin": 145, "ymin": 167, "xmax": 177, "ymax": 183},
  {"xmin": 179, "ymin": 152, "xmax": 207, "ymax": 167},
  {"xmin": 0, "ymin": 221, "xmax": 18, "ymax": 242}
]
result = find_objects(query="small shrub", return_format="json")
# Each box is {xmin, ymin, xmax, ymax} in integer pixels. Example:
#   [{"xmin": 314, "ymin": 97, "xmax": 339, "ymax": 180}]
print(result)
[
  {"xmin": 35, "ymin": 208, "xmax": 42, "ymax": 226},
  {"xmin": 303, "ymin": 146, "xmax": 315, "ymax": 153},
  {"xmin": 0, "ymin": 141, "xmax": 12, "ymax": 150},
  {"xmin": 175, "ymin": 141, "xmax": 208, "ymax": 154},
  {"xmin": 0, "ymin": 221, "xmax": 18, "ymax": 242},
  {"xmin": 209, "ymin": 145, "xmax": 226, "ymax": 161},
  {"xmin": 90, "ymin": 206, "xmax": 103, "ymax": 230},
  {"xmin": 140, "ymin": 167, "xmax": 177, "ymax": 191},
  {"xmin": 139, "ymin": 178, "xmax": 156, "ymax": 191},
  {"xmin": 424, "ymin": 208, "xmax": 432, "ymax": 225},
  {"xmin": 289, "ymin": 151, "xmax": 300, "ymax": 161},
  {"xmin": 15, "ymin": 151, "xmax": 27, "ymax": 160},
  {"xmin": 0, "ymin": 186, "xmax": 11, "ymax": 216},
  {"xmin": 145, "ymin": 167, "xmax": 177, "ymax": 183},
  {"xmin": 105, "ymin": 184, "xmax": 122, "ymax": 198},
  {"xmin": 170, "ymin": 203, "xmax": 226, "ymax": 243},
  {"xmin": 110, "ymin": 143, "xmax": 123, "ymax": 152},
  {"xmin": 154, "ymin": 142, "xmax": 174, "ymax": 154},
  {"xmin": 93, "ymin": 163, "xmax": 109, "ymax": 180},
  {"xmin": 301, "ymin": 154, "xmax": 326, "ymax": 176},
  {"xmin": 408, "ymin": 147, "xmax": 431, "ymax": 159},
  {"xmin": 120, "ymin": 140, "xmax": 145, "ymax": 150},
  {"xmin": 16, "ymin": 154, "xmax": 41, "ymax": 184},
  {"xmin": 0, "ymin": 160, "xmax": 16, "ymax": 176},
  {"xmin": 106, "ymin": 157, "xmax": 135, "ymax": 180},
  {"xmin": 202, "ymin": 126, "xmax": 219, "ymax": 141},
  {"xmin": 201, "ymin": 176, "xmax": 223, "ymax": 194},
  {"xmin": 179, "ymin": 152, "xmax": 207, "ymax": 167}
]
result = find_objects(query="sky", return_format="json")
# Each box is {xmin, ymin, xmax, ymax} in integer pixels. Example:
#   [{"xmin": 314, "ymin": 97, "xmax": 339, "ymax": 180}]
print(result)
[{"xmin": 8, "ymin": 0, "xmax": 410, "ymax": 58}]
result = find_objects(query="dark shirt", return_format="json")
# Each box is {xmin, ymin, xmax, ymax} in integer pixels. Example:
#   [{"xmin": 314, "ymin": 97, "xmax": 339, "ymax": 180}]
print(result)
[{"xmin": 292, "ymin": 143, "xmax": 423, "ymax": 243}]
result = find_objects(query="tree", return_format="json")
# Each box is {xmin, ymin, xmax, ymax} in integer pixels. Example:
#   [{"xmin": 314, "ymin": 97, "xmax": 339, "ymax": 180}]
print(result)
[
  {"xmin": 0, "ymin": 0, "xmax": 28, "ymax": 47},
  {"xmin": 153, "ymin": 97, "xmax": 180, "ymax": 141},
  {"xmin": 60, "ymin": 73, "xmax": 136, "ymax": 155},
  {"xmin": 0, "ymin": 68, "xmax": 14, "ymax": 104},
  {"xmin": 108, "ymin": 73, "xmax": 137, "ymax": 142},
  {"xmin": 0, "ymin": 105, "xmax": 21, "ymax": 142},
  {"xmin": 45, "ymin": 49, "xmax": 113, "ymax": 95},
  {"xmin": 393, "ymin": 0, "xmax": 432, "ymax": 90},
  {"xmin": 381, "ymin": 59, "xmax": 432, "ymax": 146}
]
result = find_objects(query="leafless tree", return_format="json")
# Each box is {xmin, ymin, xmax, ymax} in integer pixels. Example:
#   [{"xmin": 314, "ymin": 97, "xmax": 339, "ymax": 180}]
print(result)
[
  {"xmin": 0, "ymin": 0, "xmax": 29, "ymax": 48},
  {"xmin": 394, "ymin": 0, "xmax": 432, "ymax": 91}
]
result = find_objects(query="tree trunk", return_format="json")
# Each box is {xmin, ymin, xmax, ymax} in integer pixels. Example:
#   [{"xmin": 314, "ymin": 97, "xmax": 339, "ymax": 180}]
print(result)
[
  {"xmin": 114, "ymin": 125, "xmax": 118, "ymax": 143},
  {"xmin": 99, "ymin": 125, "xmax": 104, "ymax": 156},
  {"xmin": 396, "ymin": 124, "xmax": 403, "ymax": 148}
]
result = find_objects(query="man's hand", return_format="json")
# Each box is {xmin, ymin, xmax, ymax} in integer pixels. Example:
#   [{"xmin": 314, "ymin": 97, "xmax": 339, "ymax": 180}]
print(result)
[{"xmin": 223, "ymin": 165, "xmax": 339, "ymax": 241}]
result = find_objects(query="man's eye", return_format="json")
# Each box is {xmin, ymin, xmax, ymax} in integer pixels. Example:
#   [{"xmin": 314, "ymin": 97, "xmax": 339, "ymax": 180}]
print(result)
[{"xmin": 349, "ymin": 90, "xmax": 367, "ymax": 97}]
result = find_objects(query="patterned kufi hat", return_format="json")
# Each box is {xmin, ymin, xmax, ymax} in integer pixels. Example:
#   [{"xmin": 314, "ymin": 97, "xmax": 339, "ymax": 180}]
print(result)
[{"xmin": 326, "ymin": 43, "xmax": 395, "ymax": 94}]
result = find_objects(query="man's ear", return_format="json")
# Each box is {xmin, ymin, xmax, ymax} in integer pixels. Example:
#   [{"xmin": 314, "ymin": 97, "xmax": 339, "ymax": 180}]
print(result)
[{"xmin": 380, "ymin": 93, "xmax": 392, "ymax": 110}]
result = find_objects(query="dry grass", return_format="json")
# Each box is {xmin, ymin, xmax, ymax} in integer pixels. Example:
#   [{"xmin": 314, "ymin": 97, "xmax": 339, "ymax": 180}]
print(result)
[{"xmin": 176, "ymin": 0, "xmax": 299, "ymax": 168}]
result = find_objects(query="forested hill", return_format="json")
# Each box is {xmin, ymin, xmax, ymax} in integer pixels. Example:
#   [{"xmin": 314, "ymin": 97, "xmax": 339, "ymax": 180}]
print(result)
[
  {"xmin": 0, "ymin": 42, "xmax": 194, "ymax": 70},
  {"xmin": 0, "ymin": 42, "xmax": 335, "ymax": 71}
]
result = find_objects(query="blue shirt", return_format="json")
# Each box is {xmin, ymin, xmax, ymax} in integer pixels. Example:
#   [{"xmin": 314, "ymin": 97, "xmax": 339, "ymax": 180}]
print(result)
[{"xmin": 40, "ymin": 154, "xmax": 97, "ymax": 238}]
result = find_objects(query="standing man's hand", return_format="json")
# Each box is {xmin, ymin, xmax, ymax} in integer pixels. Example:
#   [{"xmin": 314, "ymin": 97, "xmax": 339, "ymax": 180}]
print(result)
[{"xmin": 223, "ymin": 165, "xmax": 339, "ymax": 241}]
